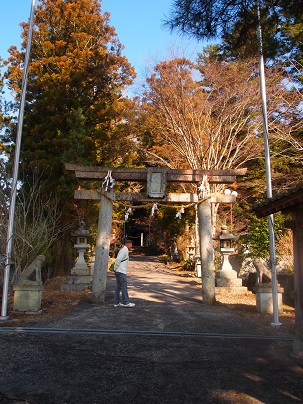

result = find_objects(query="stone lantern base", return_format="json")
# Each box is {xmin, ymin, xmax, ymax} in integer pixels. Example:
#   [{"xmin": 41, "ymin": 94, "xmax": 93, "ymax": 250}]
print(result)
[
  {"xmin": 61, "ymin": 273, "xmax": 91, "ymax": 291},
  {"xmin": 61, "ymin": 257, "xmax": 92, "ymax": 291},
  {"xmin": 61, "ymin": 262, "xmax": 91, "ymax": 291},
  {"xmin": 215, "ymin": 267, "xmax": 248, "ymax": 294},
  {"xmin": 216, "ymin": 269, "xmax": 243, "ymax": 287}
]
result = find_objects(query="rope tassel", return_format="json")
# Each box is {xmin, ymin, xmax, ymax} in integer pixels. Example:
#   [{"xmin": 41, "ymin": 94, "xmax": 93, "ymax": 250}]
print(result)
[
  {"xmin": 198, "ymin": 175, "xmax": 210, "ymax": 199},
  {"xmin": 151, "ymin": 203, "xmax": 158, "ymax": 217},
  {"xmin": 175, "ymin": 206, "xmax": 184, "ymax": 219},
  {"xmin": 102, "ymin": 170, "xmax": 115, "ymax": 192}
]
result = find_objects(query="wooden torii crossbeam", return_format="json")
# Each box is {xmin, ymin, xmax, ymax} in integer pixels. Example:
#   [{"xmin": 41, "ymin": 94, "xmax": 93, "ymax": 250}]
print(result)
[
  {"xmin": 66, "ymin": 164, "xmax": 245, "ymax": 183},
  {"xmin": 65, "ymin": 164, "xmax": 246, "ymax": 303}
]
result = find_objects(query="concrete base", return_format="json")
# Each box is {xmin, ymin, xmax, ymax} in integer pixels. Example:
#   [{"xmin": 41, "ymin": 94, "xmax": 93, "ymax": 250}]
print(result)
[
  {"xmin": 13, "ymin": 284, "xmax": 43, "ymax": 312},
  {"xmin": 61, "ymin": 275, "xmax": 91, "ymax": 291},
  {"xmin": 255, "ymin": 284, "xmax": 284, "ymax": 314}
]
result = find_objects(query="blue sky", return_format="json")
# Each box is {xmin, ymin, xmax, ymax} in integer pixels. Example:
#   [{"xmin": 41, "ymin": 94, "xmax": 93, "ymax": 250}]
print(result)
[{"xmin": 1, "ymin": 0, "xmax": 203, "ymax": 94}]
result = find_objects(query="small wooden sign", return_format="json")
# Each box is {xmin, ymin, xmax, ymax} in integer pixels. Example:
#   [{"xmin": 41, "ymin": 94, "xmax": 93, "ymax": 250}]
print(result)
[{"xmin": 147, "ymin": 168, "xmax": 167, "ymax": 198}]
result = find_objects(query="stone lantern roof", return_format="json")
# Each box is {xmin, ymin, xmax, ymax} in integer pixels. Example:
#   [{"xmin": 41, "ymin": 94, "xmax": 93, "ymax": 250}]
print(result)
[
  {"xmin": 71, "ymin": 221, "xmax": 93, "ymax": 238},
  {"xmin": 215, "ymin": 225, "xmax": 238, "ymax": 242}
]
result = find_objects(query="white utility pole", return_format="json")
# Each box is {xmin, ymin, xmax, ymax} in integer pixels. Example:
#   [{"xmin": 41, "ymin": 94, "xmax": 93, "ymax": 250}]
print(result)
[
  {"xmin": 0, "ymin": 0, "xmax": 36, "ymax": 320},
  {"xmin": 256, "ymin": 0, "xmax": 280, "ymax": 326}
]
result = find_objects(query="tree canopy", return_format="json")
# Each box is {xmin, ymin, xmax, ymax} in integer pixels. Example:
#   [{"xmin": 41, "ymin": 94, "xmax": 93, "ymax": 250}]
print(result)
[
  {"xmin": 0, "ymin": 0, "xmax": 138, "ymax": 275},
  {"xmin": 165, "ymin": 0, "xmax": 303, "ymax": 63},
  {"xmin": 1, "ymin": 0, "xmax": 302, "ymax": 271},
  {"xmin": 4, "ymin": 0, "xmax": 136, "ymax": 193},
  {"xmin": 135, "ymin": 54, "xmax": 301, "ymax": 179}
]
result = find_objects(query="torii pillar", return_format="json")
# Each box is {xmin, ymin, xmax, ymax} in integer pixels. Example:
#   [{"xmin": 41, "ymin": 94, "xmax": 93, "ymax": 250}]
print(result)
[
  {"xmin": 91, "ymin": 192, "xmax": 113, "ymax": 303},
  {"xmin": 198, "ymin": 198, "xmax": 215, "ymax": 304}
]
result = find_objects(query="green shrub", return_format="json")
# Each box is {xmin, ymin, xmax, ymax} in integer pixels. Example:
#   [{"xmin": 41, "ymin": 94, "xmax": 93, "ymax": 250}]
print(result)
[
  {"xmin": 239, "ymin": 212, "xmax": 288, "ymax": 259},
  {"xmin": 182, "ymin": 258, "xmax": 196, "ymax": 271}
]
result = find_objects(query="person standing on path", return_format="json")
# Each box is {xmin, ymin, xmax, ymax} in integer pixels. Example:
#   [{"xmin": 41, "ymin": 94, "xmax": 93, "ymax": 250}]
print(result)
[{"xmin": 113, "ymin": 241, "xmax": 135, "ymax": 307}]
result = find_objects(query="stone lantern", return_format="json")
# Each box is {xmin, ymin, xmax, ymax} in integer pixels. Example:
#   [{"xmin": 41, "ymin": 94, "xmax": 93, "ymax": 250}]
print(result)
[
  {"xmin": 71, "ymin": 221, "xmax": 92, "ymax": 276},
  {"xmin": 215, "ymin": 225, "xmax": 242, "ymax": 288},
  {"xmin": 61, "ymin": 221, "xmax": 93, "ymax": 291},
  {"xmin": 217, "ymin": 225, "xmax": 237, "ymax": 272}
]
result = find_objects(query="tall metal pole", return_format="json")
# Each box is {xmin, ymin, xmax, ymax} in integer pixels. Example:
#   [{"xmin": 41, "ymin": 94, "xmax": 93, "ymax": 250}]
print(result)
[
  {"xmin": 0, "ymin": 0, "xmax": 36, "ymax": 320},
  {"xmin": 255, "ymin": 0, "xmax": 280, "ymax": 326}
]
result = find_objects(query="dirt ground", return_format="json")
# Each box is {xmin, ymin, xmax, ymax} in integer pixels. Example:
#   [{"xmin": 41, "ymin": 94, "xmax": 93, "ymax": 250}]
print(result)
[
  {"xmin": 4, "ymin": 260, "xmax": 296, "ymax": 335},
  {"xmin": 0, "ymin": 255, "xmax": 301, "ymax": 404}
]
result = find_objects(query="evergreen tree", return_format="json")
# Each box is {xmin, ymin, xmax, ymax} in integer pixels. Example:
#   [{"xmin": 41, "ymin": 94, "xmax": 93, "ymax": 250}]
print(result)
[
  {"xmin": 4, "ymin": 0, "xmax": 136, "ymax": 194},
  {"xmin": 1, "ymin": 0, "xmax": 136, "ymax": 275},
  {"xmin": 279, "ymin": 0, "xmax": 303, "ymax": 77},
  {"xmin": 0, "ymin": 57, "xmax": 6, "ymax": 152},
  {"xmin": 165, "ymin": 0, "xmax": 303, "ymax": 62}
]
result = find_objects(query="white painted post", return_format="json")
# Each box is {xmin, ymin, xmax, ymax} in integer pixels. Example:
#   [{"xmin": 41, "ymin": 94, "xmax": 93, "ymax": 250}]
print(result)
[{"xmin": 91, "ymin": 193, "xmax": 113, "ymax": 302}]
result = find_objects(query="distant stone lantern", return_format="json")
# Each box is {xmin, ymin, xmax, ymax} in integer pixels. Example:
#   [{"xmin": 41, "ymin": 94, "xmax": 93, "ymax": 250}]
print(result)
[{"xmin": 215, "ymin": 225, "xmax": 243, "ymax": 288}]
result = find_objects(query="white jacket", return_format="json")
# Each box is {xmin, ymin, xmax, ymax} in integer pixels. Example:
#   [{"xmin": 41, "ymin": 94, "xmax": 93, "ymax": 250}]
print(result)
[{"xmin": 114, "ymin": 246, "xmax": 129, "ymax": 274}]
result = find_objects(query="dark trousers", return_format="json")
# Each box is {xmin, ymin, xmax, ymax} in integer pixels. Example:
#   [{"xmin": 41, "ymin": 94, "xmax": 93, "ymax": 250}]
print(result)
[{"xmin": 114, "ymin": 272, "xmax": 129, "ymax": 305}]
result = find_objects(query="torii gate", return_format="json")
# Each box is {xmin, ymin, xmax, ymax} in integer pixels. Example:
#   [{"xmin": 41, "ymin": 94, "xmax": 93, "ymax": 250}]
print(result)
[{"xmin": 65, "ymin": 164, "xmax": 246, "ymax": 304}]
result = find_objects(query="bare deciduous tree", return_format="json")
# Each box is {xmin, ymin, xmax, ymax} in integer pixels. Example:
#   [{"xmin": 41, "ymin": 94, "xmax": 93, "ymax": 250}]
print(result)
[
  {"xmin": 0, "ymin": 169, "xmax": 68, "ymax": 284},
  {"xmin": 138, "ymin": 57, "xmax": 301, "ymax": 173},
  {"xmin": 134, "ymin": 56, "xmax": 302, "ymax": 234}
]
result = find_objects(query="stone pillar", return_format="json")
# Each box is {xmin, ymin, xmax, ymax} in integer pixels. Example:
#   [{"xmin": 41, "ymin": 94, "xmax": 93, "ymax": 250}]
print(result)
[
  {"xmin": 198, "ymin": 198, "xmax": 215, "ymax": 304},
  {"xmin": 91, "ymin": 192, "xmax": 113, "ymax": 302}
]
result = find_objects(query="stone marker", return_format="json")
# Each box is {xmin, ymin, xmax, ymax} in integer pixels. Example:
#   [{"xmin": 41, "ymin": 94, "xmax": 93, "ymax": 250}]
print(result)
[{"xmin": 13, "ymin": 255, "xmax": 45, "ymax": 313}]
